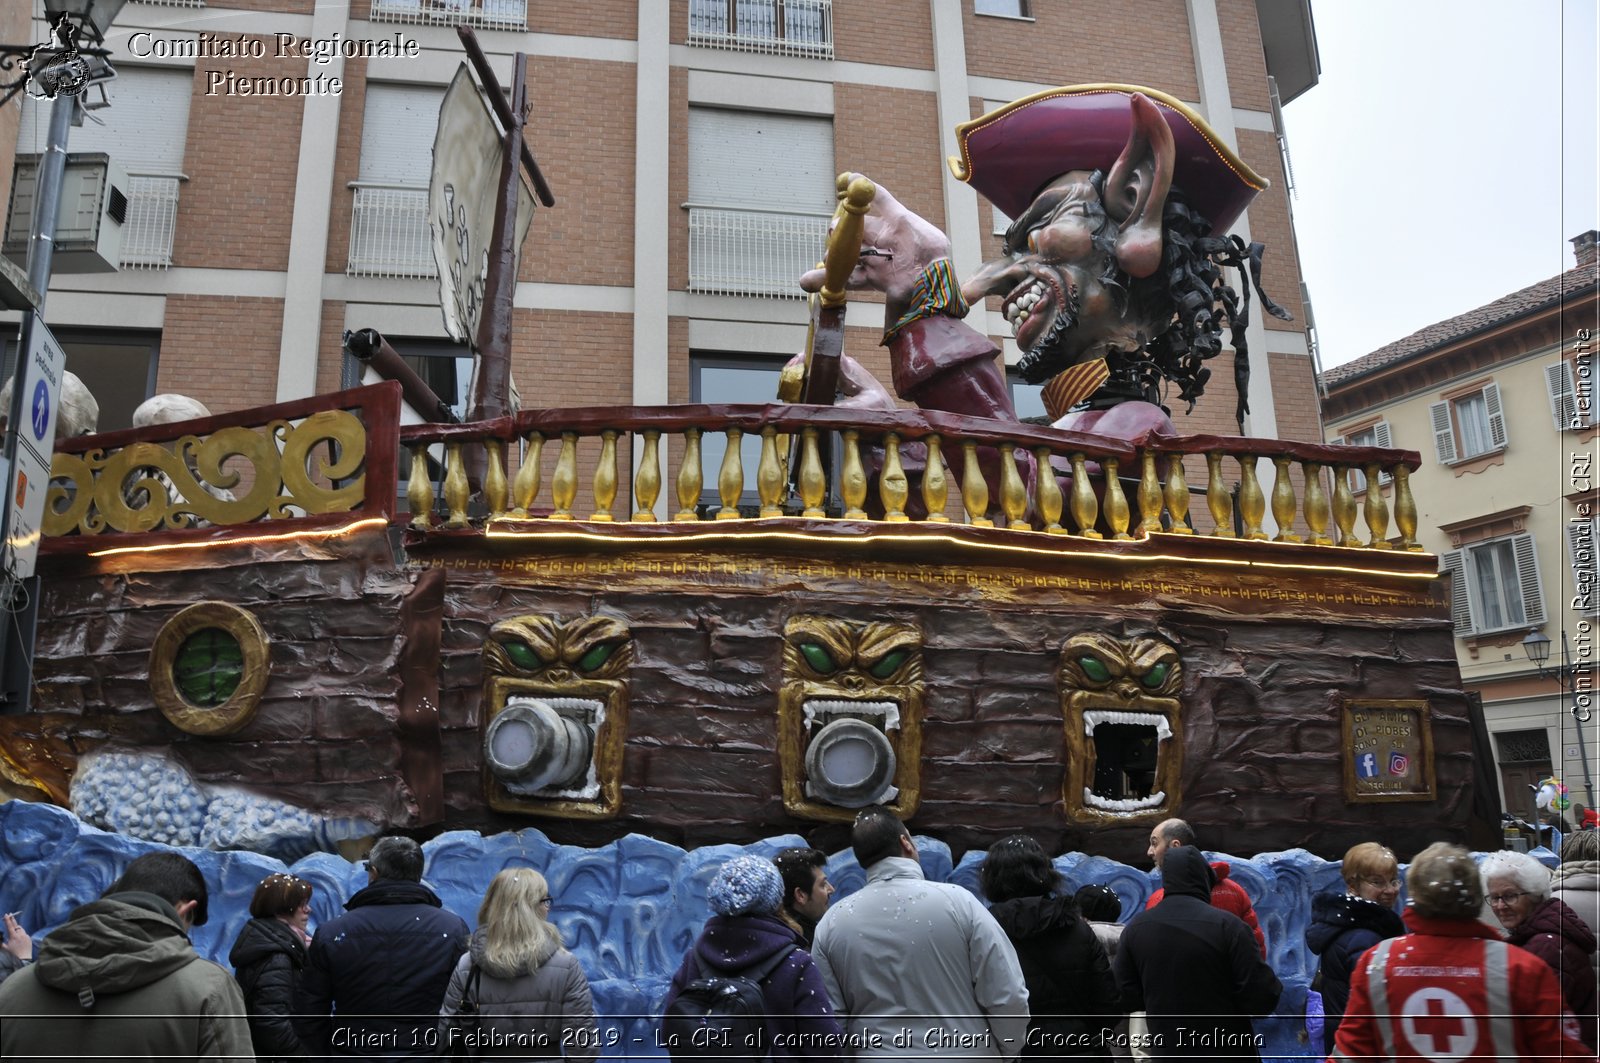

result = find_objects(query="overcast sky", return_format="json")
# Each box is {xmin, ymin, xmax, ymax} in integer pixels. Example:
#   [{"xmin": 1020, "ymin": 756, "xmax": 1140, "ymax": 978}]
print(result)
[{"xmin": 1279, "ymin": 0, "xmax": 1598, "ymax": 369}]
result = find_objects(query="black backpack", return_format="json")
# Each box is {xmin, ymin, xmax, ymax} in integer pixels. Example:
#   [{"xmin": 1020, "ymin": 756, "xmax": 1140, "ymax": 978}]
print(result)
[{"xmin": 661, "ymin": 945, "xmax": 796, "ymax": 1062}]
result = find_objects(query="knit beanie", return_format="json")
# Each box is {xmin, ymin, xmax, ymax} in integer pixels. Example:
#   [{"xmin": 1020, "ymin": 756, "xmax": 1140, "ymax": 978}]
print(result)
[{"xmin": 707, "ymin": 855, "xmax": 783, "ymax": 917}]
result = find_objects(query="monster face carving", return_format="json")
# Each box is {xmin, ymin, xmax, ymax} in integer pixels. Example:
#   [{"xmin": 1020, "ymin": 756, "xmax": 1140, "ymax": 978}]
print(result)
[
  {"xmin": 481, "ymin": 614, "xmax": 630, "ymax": 819},
  {"xmin": 779, "ymin": 616, "xmax": 924, "ymax": 821},
  {"xmin": 1059, "ymin": 632, "xmax": 1182, "ymax": 825}
]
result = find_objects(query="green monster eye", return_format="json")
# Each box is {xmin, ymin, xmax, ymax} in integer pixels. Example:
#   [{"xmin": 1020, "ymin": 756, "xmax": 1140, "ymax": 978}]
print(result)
[
  {"xmin": 503, "ymin": 640, "xmax": 543, "ymax": 671},
  {"xmin": 1078, "ymin": 656, "xmax": 1111, "ymax": 683},
  {"xmin": 868, "ymin": 648, "xmax": 911, "ymax": 680},
  {"xmin": 800, "ymin": 642, "xmax": 837, "ymax": 674},
  {"xmin": 576, "ymin": 641, "xmax": 619, "ymax": 672},
  {"xmin": 1141, "ymin": 662, "xmax": 1170, "ymax": 689}
]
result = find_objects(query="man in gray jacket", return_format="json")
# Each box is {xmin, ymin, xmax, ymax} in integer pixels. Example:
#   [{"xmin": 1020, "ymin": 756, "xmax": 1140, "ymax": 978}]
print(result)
[
  {"xmin": 0, "ymin": 851, "xmax": 252, "ymax": 1062},
  {"xmin": 813, "ymin": 807, "xmax": 1029, "ymax": 1059}
]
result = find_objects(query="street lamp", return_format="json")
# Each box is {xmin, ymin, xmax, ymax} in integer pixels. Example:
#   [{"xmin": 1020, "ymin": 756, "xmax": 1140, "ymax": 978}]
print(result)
[
  {"xmin": 1, "ymin": 0, "xmax": 124, "ymax": 106},
  {"xmin": 1522, "ymin": 629, "xmax": 1596, "ymax": 811}
]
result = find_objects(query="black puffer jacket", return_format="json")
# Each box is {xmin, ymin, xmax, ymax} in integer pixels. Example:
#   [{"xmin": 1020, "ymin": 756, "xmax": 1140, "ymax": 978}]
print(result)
[
  {"xmin": 1304, "ymin": 892, "xmax": 1403, "ymax": 1054},
  {"xmin": 294, "ymin": 878, "xmax": 470, "ymax": 1057},
  {"xmin": 230, "ymin": 916, "xmax": 308, "ymax": 1060},
  {"xmin": 988, "ymin": 893, "xmax": 1122, "ymax": 1058}
]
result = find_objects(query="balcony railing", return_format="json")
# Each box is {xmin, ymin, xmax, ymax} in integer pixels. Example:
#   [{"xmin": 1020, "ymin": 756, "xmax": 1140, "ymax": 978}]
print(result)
[
  {"xmin": 121, "ymin": 174, "xmax": 183, "ymax": 270},
  {"xmin": 369, "ymin": 0, "xmax": 527, "ymax": 30},
  {"xmin": 687, "ymin": 204, "xmax": 829, "ymax": 298},
  {"xmin": 348, "ymin": 183, "xmax": 435, "ymax": 279},
  {"xmin": 688, "ymin": 0, "xmax": 834, "ymax": 59}
]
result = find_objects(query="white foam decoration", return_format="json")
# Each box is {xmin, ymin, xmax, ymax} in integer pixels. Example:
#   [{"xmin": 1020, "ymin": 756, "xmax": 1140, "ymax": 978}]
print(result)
[
  {"xmin": 1082, "ymin": 709, "xmax": 1173, "ymax": 740},
  {"xmin": 1082, "ymin": 788, "xmax": 1168, "ymax": 813},
  {"xmin": 801, "ymin": 699, "xmax": 901, "ymax": 732}
]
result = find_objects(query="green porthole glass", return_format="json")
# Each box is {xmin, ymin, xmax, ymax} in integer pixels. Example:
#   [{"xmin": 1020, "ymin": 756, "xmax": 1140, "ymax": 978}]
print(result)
[{"xmin": 174, "ymin": 628, "xmax": 245, "ymax": 707}]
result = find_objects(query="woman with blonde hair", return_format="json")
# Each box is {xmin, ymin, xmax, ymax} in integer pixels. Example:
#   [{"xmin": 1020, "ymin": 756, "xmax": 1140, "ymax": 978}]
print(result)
[
  {"xmin": 1304, "ymin": 842, "xmax": 1405, "ymax": 1054},
  {"xmin": 439, "ymin": 868, "xmax": 598, "ymax": 1062}
]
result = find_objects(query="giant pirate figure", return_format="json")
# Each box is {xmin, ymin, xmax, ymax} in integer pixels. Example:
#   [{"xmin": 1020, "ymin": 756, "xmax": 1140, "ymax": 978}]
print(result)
[{"xmin": 800, "ymin": 85, "xmax": 1289, "ymax": 440}]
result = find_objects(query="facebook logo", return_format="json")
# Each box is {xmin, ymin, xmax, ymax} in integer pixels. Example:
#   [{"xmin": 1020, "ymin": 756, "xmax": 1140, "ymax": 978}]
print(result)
[{"xmin": 1357, "ymin": 752, "xmax": 1379, "ymax": 779}]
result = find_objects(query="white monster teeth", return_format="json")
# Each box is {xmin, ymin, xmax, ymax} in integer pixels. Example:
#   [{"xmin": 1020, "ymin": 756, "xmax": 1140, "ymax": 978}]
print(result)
[
  {"xmin": 1082, "ymin": 710, "xmax": 1173, "ymax": 740},
  {"xmin": 1082, "ymin": 789, "xmax": 1168, "ymax": 812},
  {"xmin": 506, "ymin": 695, "xmax": 604, "ymax": 716},
  {"xmin": 802, "ymin": 699, "xmax": 901, "ymax": 732}
]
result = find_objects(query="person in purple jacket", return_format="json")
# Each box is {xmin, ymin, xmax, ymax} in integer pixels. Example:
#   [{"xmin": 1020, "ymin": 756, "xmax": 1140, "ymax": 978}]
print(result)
[{"xmin": 664, "ymin": 854, "xmax": 843, "ymax": 1059}]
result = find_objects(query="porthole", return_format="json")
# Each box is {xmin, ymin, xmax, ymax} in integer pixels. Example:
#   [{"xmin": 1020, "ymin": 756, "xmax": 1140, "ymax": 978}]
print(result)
[{"xmin": 150, "ymin": 602, "xmax": 270, "ymax": 736}]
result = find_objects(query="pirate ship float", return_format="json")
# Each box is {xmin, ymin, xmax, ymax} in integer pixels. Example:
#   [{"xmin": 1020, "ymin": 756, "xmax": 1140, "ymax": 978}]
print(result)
[{"xmin": 0, "ymin": 60, "xmax": 1487, "ymax": 866}]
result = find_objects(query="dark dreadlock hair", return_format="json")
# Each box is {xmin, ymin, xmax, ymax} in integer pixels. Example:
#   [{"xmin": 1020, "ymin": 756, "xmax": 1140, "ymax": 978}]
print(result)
[{"xmin": 1019, "ymin": 176, "xmax": 1292, "ymax": 433}]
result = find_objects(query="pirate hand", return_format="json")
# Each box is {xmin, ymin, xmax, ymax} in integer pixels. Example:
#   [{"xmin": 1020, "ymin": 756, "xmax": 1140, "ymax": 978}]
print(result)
[{"xmin": 799, "ymin": 177, "xmax": 951, "ymax": 316}]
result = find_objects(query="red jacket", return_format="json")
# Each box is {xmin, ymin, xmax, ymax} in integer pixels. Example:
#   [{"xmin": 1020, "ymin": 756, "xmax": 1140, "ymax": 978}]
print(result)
[
  {"xmin": 1145, "ymin": 860, "xmax": 1267, "ymax": 957},
  {"xmin": 1332, "ymin": 909, "xmax": 1590, "ymax": 1062}
]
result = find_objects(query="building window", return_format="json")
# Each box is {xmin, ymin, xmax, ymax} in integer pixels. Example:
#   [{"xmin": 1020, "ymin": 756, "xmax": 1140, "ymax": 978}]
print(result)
[
  {"xmin": 1546, "ymin": 357, "xmax": 1597, "ymax": 431},
  {"xmin": 984, "ymin": 100, "xmax": 1013, "ymax": 235},
  {"xmin": 1442, "ymin": 533, "xmax": 1545, "ymax": 636},
  {"xmin": 368, "ymin": 0, "xmax": 527, "ymax": 30},
  {"xmin": 688, "ymin": 0, "xmax": 834, "ymax": 59},
  {"xmin": 1007, "ymin": 370, "xmax": 1047, "ymax": 422},
  {"xmin": 692, "ymin": 353, "xmax": 788, "ymax": 513},
  {"xmin": 2, "ymin": 330, "xmax": 159, "ymax": 433},
  {"xmin": 1340, "ymin": 420, "xmax": 1391, "ymax": 493},
  {"xmin": 687, "ymin": 109, "xmax": 833, "ymax": 298},
  {"xmin": 348, "ymin": 85, "xmax": 441, "ymax": 279},
  {"xmin": 975, "ymin": 0, "xmax": 1030, "ymax": 17},
  {"xmin": 1429, "ymin": 382, "xmax": 1507, "ymax": 464},
  {"xmin": 17, "ymin": 67, "xmax": 191, "ymax": 269}
]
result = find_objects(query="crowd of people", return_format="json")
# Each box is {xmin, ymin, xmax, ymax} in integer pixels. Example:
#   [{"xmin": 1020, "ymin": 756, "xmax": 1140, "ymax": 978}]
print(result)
[{"xmin": 0, "ymin": 818, "xmax": 1593, "ymax": 1061}]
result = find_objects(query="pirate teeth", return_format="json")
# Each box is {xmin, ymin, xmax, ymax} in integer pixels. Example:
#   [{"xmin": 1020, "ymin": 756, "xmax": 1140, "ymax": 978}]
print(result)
[
  {"xmin": 802, "ymin": 698, "xmax": 901, "ymax": 732},
  {"xmin": 506, "ymin": 695, "xmax": 603, "ymax": 716},
  {"xmin": 1083, "ymin": 709, "xmax": 1172, "ymax": 740},
  {"xmin": 1083, "ymin": 789, "xmax": 1168, "ymax": 812}
]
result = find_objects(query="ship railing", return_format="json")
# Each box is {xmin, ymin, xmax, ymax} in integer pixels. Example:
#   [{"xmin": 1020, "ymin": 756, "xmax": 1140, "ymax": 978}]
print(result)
[{"xmin": 396, "ymin": 404, "xmax": 1425, "ymax": 550}]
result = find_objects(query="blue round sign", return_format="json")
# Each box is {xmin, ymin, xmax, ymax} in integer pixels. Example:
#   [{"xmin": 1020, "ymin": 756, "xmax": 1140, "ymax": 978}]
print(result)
[{"xmin": 30, "ymin": 380, "xmax": 50, "ymax": 443}]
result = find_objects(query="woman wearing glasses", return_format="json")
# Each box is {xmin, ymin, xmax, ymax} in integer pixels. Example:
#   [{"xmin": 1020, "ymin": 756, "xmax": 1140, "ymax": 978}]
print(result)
[
  {"xmin": 229, "ymin": 873, "xmax": 315, "ymax": 1062},
  {"xmin": 438, "ymin": 868, "xmax": 598, "ymax": 1062},
  {"xmin": 1304, "ymin": 842, "xmax": 1405, "ymax": 1055},
  {"xmin": 1482, "ymin": 849, "xmax": 1598, "ymax": 1050}
]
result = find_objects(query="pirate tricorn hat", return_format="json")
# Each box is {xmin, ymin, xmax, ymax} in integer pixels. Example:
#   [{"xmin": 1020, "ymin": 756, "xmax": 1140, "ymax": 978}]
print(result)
[{"xmin": 948, "ymin": 84, "xmax": 1268, "ymax": 236}]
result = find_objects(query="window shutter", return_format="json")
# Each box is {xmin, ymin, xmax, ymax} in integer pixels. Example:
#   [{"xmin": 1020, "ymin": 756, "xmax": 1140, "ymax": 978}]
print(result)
[
  {"xmin": 1510, "ymin": 532, "xmax": 1545, "ymax": 626},
  {"xmin": 1373, "ymin": 420, "xmax": 1393, "ymax": 484},
  {"xmin": 359, "ymin": 84, "xmax": 443, "ymax": 185},
  {"xmin": 1441, "ymin": 550, "xmax": 1473, "ymax": 635},
  {"xmin": 1483, "ymin": 382, "xmax": 1508, "ymax": 449},
  {"xmin": 1572, "ymin": 519, "xmax": 1599, "ymax": 615},
  {"xmin": 20, "ymin": 67, "xmax": 192, "ymax": 173},
  {"xmin": 1429, "ymin": 401, "xmax": 1457, "ymax": 464},
  {"xmin": 1547, "ymin": 361, "xmax": 1578, "ymax": 431},
  {"xmin": 688, "ymin": 109, "xmax": 835, "ymax": 213}
]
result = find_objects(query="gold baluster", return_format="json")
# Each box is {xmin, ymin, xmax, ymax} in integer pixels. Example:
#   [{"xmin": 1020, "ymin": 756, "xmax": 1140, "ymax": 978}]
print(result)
[
  {"xmin": 716, "ymin": 428, "xmax": 744, "ymax": 519},
  {"xmin": 1034, "ymin": 447, "xmax": 1065, "ymax": 534},
  {"xmin": 483, "ymin": 439, "xmax": 509, "ymax": 520},
  {"xmin": 1205, "ymin": 452, "xmax": 1235, "ymax": 537},
  {"xmin": 511, "ymin": 431, "xmax": 543, "ymax": 518},
  {"xmin": 1237, "ymin": 456, "xmax": 1267, "ymax": 540},
  {"xmin": 550, "ymin": 432, "xmax": 578, "ymax": 521},
  {"xmin": 1303, "ymin": 461, "xmax": 1332, "ymax": 546},
  {"xmin": 999, "ymin": 444, "xmax": 1029, "ymax": 530},
  {"xmin": 1103, "ymin": 458, "xmax": 1131, "ymax": 540},
  {"xmin": 1394, "ymin": 465, "xmax": 1422, "ymax": 551},
  {"xmin": 1331, "ymin": 466, "xmax": 1360, "ymax": 547},
  {"xmin": 840, "ymin": 430, "xmax": 868, "ymax": 520},
  {"xmin": 1069, "ymin": 453, "xmax": 1101, "ymax": 538},
  {"xmin": 880, "ymin": 432, "xmax": 909, "ymax": 521},
  {"xmin": 922, "ymin": 435, "xmax": 950, "ymax": 522},
  {"xmin": 799, "ymin": 427, "xmax": 826, "ymax": 518},
  {"xmin": 590, "ymin": 429, "xmax": 618, "ymax": 521},
  {"xmin": 960, "ymin": 441, "xmax": 992, "ymax": 527},
  {"xmin": 1163, "ymin": 454, "xmax": 1192, "ymax": 534},
  {"xmin": 408, "ymin": 445, "xmax": 434, "ymax": 529},
  {"xmin": 633, "ymin": 430, "xmax": 660, "ymax": 522},
  {"xmin": 1363, "ymin": 463, "xmax": 1392, "ymax": 548},
  {"xmin": 443, "ymin": 442, "xmax": 470, "ymax": 528},
  {"xmin": 1270, "ymin": 456, "xmax": 1301, "ymax": 543},
  {"xmin": 674, "ymin": 428, "xmax": 702, "ymax": 521},
  {"xmin": 1137, "ymin": 448, "xmax": 1163, "ymax": 536},
  {"xmin": 757, "ymin": 426, "xmax": 785, "ymax": 518}
]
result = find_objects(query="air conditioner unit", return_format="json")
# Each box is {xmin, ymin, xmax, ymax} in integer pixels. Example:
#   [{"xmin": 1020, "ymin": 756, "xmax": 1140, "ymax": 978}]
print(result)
[{"xmin": 4, "ymin": 152, "xmax": 127, "ymax": 273}]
